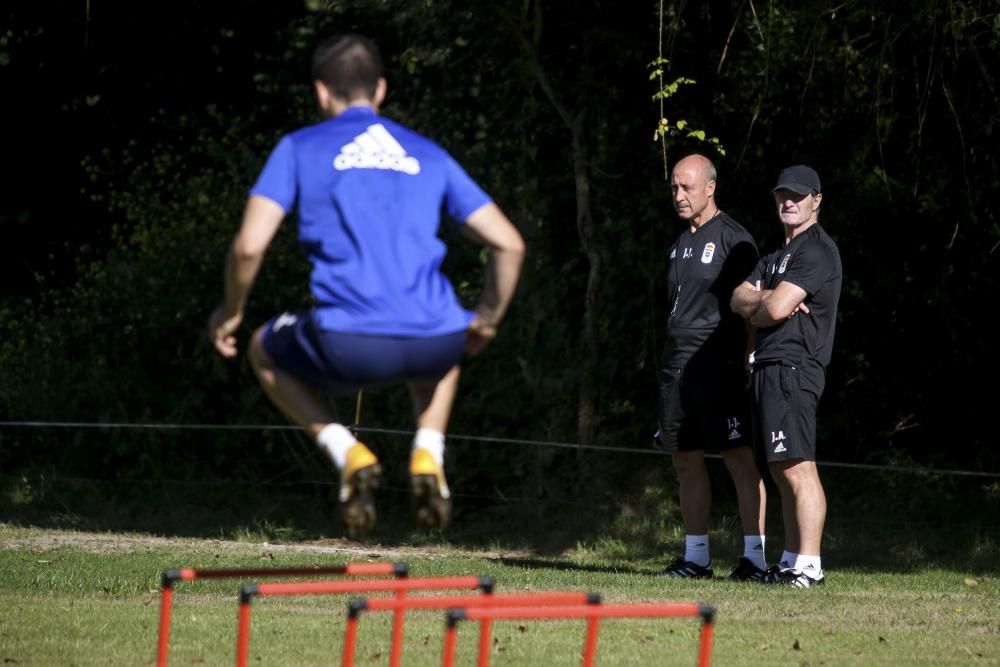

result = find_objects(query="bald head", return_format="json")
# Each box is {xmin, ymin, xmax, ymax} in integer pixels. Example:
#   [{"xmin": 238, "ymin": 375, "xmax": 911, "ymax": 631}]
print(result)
[{"xmin": 670, "ymin": 154, "xmax": 719, "ymax": 228}]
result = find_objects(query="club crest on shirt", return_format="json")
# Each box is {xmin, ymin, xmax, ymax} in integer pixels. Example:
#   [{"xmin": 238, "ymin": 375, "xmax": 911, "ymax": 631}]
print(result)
[
  {"xmin": 778, "ymin": 253, "xmax": 791, "ymax": 274},
  {"xmin": 701, "ymin": 242, "xmax": 716, "ymax": 264}
]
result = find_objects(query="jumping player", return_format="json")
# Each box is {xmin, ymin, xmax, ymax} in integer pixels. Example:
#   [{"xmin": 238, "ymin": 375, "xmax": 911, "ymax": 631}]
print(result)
[{"xmin": 207, "ymin": 34, "xmax": 525, "ymax": 537}]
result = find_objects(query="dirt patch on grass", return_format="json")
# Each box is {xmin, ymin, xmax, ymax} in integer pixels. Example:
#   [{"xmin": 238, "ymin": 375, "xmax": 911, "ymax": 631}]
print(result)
[{"xmin": 0, "ymin": 523, "xmax": 529, "ymax": 560}]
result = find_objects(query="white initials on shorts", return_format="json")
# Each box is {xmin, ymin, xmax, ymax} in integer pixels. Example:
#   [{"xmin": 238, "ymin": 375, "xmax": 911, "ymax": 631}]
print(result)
[{"xmin": 771, "ymin": 430, "xmax": 786, "ymax": 442}]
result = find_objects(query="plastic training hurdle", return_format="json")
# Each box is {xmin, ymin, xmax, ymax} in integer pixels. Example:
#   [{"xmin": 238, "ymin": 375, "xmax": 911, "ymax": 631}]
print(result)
[
  {"xmin": 443, "ymin": 602, "xmax": 716, "ymax": 667},
  {"xmin": 236, "ymin": 575, "xmax": 494, "ymax": 667},
  {"xmin": 156, "ymin": 562, "xmax": 406, "ymax": 667},
  {"xmin": 343, "ymin": 591, "xmax": 602, "ymax": 667}
]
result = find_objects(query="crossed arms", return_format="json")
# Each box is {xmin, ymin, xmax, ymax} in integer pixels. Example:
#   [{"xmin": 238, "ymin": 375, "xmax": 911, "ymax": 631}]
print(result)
[{"xmin": 730, "ymin": 279, "xmax": 809, "ymax": 328}]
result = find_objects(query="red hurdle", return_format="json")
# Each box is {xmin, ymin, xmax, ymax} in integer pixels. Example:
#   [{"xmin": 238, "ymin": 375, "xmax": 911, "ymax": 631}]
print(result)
[
  {"xmin": 236, "ymin": 575, "xmax": 494, "ymax": 667},
  {"xmin": 156, "ymin": 562, "xmax": 405, "ymax": 667},
  {"xmin": 343, "ymin": 591, "xmax": 602, "ymax": 667},
  {"xmin": 443, "ymin": 602, "xmax": 716, "ymax": 667}
]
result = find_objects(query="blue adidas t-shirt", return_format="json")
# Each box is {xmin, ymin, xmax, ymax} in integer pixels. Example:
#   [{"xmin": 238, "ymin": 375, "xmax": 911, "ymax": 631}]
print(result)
[{"xmin": 251, "ymin": 106, "xmax": 491, "ymax": 336}]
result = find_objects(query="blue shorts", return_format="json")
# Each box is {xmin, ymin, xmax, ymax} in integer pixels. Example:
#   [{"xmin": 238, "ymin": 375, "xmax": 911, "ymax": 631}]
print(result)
[{"xmin": 260, "ymin": 311, "xmax": 467, "ymax": 395}]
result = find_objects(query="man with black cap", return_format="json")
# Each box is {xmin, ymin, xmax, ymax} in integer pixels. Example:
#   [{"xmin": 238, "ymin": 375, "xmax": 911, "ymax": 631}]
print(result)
[{"xmin": 730, "ymin": 165, "xmax": 842, "ymax": 587}]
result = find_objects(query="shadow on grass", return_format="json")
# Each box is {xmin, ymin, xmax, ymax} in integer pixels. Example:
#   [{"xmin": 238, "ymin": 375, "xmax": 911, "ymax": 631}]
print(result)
[{"xmin": 2, "ymin": 457, "xmax": 998, "ymax": 575}]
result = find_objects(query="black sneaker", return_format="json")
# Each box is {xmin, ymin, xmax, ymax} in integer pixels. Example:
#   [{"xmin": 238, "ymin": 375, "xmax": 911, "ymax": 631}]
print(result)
[
  {"xmin": 658, "ymin": 557, "xmax": 714, "ymax": 578},
  {"xmin": 727, "ymin": 557, "xmax": 767, "ymax": 582},
  {"xmin": 762, "ymin": 566, "xmax": 825, "ymax": 588}
]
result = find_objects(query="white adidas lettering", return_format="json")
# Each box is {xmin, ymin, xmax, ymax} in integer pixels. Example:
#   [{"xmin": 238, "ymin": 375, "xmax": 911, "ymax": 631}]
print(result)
[{"xmin": 334, "ymin": 123, "xmax": 421, "ymax": 175}]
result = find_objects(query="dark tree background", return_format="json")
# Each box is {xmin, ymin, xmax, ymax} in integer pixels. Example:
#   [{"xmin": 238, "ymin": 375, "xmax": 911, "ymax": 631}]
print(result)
[{"xmin": 1, "ymin": 0, "xmax": 998, "ymax": 518}]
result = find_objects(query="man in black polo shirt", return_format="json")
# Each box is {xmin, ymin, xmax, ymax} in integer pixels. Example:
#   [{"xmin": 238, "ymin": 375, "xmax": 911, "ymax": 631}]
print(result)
[
  {"xmin": 656, "ymin": 154, "xmax": 768, "ymax": 581},
  {"xmin": 731, "ymin": 165, "xmax": 842, "ymax": 588}
]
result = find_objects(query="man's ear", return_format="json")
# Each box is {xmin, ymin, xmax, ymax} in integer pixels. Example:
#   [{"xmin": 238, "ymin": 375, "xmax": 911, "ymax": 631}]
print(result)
[
  {"xmin": 373, "ymin": 77, "xmax": 388, "ymax": 108},
  {"xmin": 706, "ymin": 179, "xmax": 717, "ymax": 198},
  {"xmin": 314, "ymin": 80, "xmax": 332, "ymax": 111}
]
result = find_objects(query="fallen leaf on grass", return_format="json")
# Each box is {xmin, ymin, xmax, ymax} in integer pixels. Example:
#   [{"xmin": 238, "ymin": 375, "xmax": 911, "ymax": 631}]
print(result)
[
  {"xmin": 757, "ymin": 643, "xmax": 769, "ymax": 651},
  {"xmin": 793, "ymin": 640, "xmax": 801, "ymax": 650},
  {"xmin": 964, "ymin": 578, "xmax": 978, "ymax": 586},
  {"xmin": 517, "ymin": 625, "xmax": 528, "ymax": 633}
]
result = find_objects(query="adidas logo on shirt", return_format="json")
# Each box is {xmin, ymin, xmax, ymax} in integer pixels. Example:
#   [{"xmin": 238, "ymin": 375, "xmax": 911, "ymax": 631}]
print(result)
[{"xmin": 334, "ymin": 123, "xmax": 421, "ymax": 175}]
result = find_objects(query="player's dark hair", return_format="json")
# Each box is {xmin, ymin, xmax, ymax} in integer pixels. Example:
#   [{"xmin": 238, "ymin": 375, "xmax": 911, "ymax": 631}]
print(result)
[{"xmin": 311, "ymin": 34, "xmax": 383, "ymax": 101}]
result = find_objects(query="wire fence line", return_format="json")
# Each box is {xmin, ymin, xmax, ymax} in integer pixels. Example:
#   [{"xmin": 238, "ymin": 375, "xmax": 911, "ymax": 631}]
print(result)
[{"xmin": 1, "ymin": 420, "xmax": 998, "ymax": 480}]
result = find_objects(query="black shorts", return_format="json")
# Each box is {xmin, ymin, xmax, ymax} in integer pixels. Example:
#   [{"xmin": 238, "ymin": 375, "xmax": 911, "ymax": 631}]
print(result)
[
  {"xmin": 260, "ymin": 310, "xmax": 466, "ymax": 395},
  {"xmin": 657, "ymin": 363, "xmax": 751, "ymax": 454},
  {"xmin": 750, "ymin": 364, "xmax": 821, "ymax": 462}
]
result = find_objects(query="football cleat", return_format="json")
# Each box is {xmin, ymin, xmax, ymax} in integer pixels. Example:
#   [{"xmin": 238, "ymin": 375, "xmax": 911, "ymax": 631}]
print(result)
[
  {"xmin": 727, "ymin": 557, "xmax": 768, "ymax": 582},
  {"xmin": 658, "ymin": 557, "xmax": 714, "ymax": 579},
  {"xmin": 762, "ymin": 566, "xmax": 825, "ymax": 588},
  {"xmin": 409, "ymin": 447, "xmax": 451, "ymax": 530},
  {"xmin": 339, "ymin": 442, "xmax": 381, "ymax": 538}
]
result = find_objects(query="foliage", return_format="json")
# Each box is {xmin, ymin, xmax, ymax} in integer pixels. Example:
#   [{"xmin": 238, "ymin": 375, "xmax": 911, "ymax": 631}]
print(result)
[{"xmin": 2, "ymin": 0, "xmax": 1000, "ymax": 519}]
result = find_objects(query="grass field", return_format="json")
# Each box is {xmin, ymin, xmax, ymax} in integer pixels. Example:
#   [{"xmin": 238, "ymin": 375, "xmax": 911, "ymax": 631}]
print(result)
[{"xmin": 1, "ymin": 523, "xmax": 998, "ymax": 666}]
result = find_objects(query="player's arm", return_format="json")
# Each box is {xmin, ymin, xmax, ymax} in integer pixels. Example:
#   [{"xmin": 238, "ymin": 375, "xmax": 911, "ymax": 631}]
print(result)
[
  {"xmin": 748, "ymin": 280, "xmax": 809, "ymax": 328},
  {"xmin": 460, "ymin": 202, "xmax": 526, "ymax": 354},
  {"xmin": 208, "ymin": 195, "xmax": 285, "ymax": 357}
]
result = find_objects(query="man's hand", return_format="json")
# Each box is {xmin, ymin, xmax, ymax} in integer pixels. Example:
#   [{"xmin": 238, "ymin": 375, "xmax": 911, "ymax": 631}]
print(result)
[
  {"xmin": 790, "ymin": 302, "xmax": 810, "ymax": 317},
  {"xmin": 465, "ymin": 316, "xmax": 498, "ymax": 356},
  {"xmin": 208, "ymin": 305, "xmax": 243, "ymax": 358}
]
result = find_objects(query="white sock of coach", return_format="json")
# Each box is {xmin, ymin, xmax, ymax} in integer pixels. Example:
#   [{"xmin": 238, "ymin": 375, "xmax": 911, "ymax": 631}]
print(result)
[
  {"xmin": 744, "ymin": 535, "xmax": 766, "ymax": 569},
  {"xmin": 794, "ymin": 554, "xmax": 823, "ymax": 576},
  {"xmin": 684, "ymin": 534, "xmax": 711, "ymax": 567}
]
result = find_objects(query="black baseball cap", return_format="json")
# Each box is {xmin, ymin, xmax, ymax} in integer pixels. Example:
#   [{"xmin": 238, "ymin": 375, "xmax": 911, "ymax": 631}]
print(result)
[{"xmin": 772, "ymin": 165, "xmax": 821, "ymax": 195}]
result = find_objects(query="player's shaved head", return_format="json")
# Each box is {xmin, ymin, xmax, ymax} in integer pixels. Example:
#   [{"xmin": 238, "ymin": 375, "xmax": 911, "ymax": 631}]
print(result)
[{"xmin": 312, "ymin": 34, "xmax": 383, "ymax": 101}]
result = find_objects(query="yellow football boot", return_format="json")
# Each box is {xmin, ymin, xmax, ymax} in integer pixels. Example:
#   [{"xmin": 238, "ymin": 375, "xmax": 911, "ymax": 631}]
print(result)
[
  {"xmin": 409, "ymin": 447, "xmax": 451, "ymax": 530},
  {"xmin": 339, "ymin": 442, "xmax": 381, "ymax": 538}
]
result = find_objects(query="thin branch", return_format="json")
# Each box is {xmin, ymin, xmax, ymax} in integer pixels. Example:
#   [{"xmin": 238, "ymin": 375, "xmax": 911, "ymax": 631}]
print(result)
[
  {"xmin": 874, "ymin": 15, "xmax": 892, "ymax": 200},
  {"xmin": 736, "ymin": 0, "xmax": 771, "ymax": 170},
  {"xmin": 941, "ymin": 80, "xmax": 973, "ymax": 245},
  {"xmin": 658, "ymin": 0, "xmax": 668, "ymax": 179},
  {"xmin": 717, "ymin": 0, "xmax": 748, "ymax": 74}
]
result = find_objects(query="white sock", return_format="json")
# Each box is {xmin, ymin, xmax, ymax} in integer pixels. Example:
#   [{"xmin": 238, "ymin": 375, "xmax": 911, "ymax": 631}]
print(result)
[
  {"xmin": 684, "ymin": 535, "xmax": 711, "ymax": 567},
  {"xmin": 778, "ymin": 550, "xmax": 798, "ymax": 571},
  {"xmin": 743, "ymin": 535, "xmax": 766, "ymax": 570},
  {"xmin": 794, "ymin": 554, "xmax": 823, "ymax": 576},
  {"xmin": 316, "ymin": 423, "xmax": 357, "ymax": 469},
  {"xmin": 412, "ymin": 428, "xmax": 445, "ymax": 465}
]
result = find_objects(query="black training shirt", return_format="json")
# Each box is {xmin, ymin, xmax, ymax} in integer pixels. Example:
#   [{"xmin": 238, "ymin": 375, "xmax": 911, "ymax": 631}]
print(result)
[
  {"xmin": 663, "ymin": 211, "xmax": 758, "ymax": 369},
  {"xmin": 747, "ymin": 224, "xmax": 842, "ymax": 372}
]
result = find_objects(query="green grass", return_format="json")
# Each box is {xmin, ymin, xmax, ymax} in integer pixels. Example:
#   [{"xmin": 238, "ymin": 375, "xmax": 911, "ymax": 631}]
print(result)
[{"xmin": 1, "ymin": 525, "xmax": 998, "ymax": 666}]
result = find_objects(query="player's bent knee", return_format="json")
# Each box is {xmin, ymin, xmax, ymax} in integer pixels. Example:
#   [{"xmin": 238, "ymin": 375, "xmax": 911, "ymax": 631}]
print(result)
[{"xmin": 247, "ymin": 326, "xmax": 272, "ymax": 372}]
